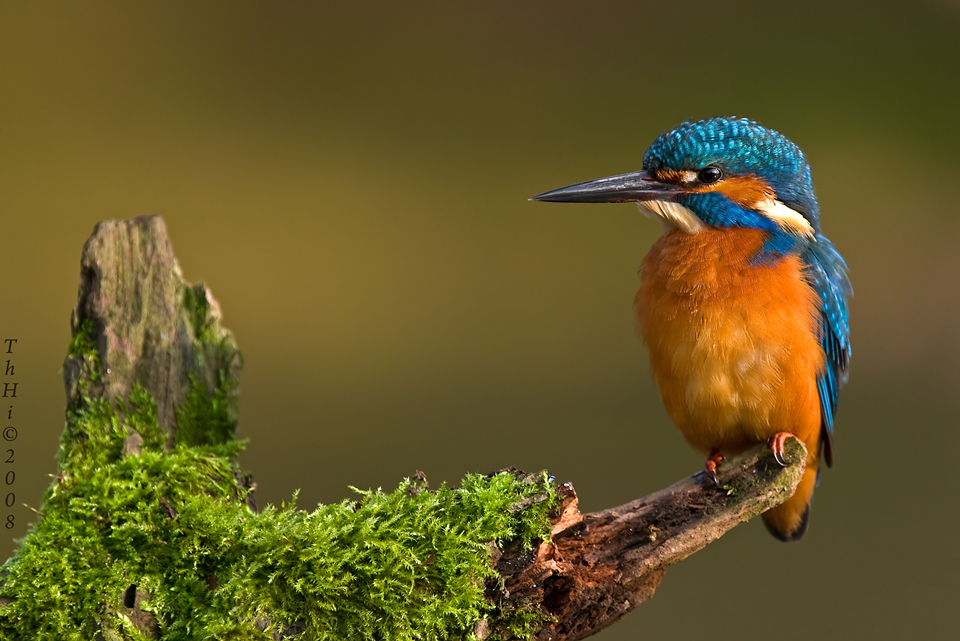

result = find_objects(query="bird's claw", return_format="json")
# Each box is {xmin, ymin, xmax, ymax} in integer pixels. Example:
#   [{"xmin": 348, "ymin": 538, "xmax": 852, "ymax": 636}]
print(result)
[
  {"xmin": 703, "ymin": 451, "xmax": 725, "ymax": 487},
  {"xmin": 767, "ymin": 432, "xmax": 795, "ymax": 467}
]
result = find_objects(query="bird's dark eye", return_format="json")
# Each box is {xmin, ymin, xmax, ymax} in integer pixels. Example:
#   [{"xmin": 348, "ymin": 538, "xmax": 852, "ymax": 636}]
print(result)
[{"xmin": 698, "ymin": 166, "xmax": 723, "ymax": 184}]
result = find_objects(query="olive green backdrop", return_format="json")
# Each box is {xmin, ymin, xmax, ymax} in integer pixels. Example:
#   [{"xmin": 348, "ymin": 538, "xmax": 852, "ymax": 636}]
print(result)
[{"xmin": 1, "ymin": 1, "xmax": 958, "ymax": 639}]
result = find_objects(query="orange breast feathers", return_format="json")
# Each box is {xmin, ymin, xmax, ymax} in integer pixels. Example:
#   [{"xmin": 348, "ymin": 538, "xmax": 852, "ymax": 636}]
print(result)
[{"xmin": 636, "ymin": 227, "xmax": 825, "ymax": 461}]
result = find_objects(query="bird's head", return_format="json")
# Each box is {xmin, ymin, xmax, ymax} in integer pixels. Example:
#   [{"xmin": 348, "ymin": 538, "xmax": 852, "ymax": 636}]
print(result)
[{"xmin": 533, "ymin": 117, "xmax": 820, "ymax": 256}]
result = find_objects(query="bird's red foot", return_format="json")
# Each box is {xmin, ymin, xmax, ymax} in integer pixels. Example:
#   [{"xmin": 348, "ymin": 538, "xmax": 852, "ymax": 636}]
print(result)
[
  {"xmin": 703, "ymin": 451, "xmax": 725, "ymax": 487},
  {"xmin": 767, "ymin": 432, "xmax": 796, "ymax": 467}
]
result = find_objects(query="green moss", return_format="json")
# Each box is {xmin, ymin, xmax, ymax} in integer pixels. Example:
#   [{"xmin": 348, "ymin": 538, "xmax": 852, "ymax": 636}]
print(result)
[
  {"xmin": 175, "ymin": 374, "xmax": 239, "ymax": 450},
  {"xmin": 182, "ymin": 284, "xmax": 212, "ymax": 344},
  {"xmin": 1, "ymin": 385, "xmax": 555, "ymax": 640},
  {"xmin": 177, "ymin": 283, "xmax": 242, "ymax": 451},
  {"xmin": 66, "ymin": 317, "xmax": 101, "ymax": 381},
  {"xmin": 3, "ymin": 290, "xmax": 554, "ymax": 639},
  {"xmin": 125, "ymin": 385, "xmax": 166, "ymax": 453}
]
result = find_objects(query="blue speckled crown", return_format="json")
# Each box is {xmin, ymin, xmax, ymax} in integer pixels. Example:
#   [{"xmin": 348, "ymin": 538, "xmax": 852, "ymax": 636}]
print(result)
[{"xmin": 643, "ymin": 117, "xmax": 819, "ymax": 221}]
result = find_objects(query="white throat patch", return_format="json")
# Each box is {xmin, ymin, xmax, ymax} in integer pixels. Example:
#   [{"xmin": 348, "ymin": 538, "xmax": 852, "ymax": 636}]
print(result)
[{"xmin": 638, "ymin": 200, "xmax": 706, "ymax": 234}]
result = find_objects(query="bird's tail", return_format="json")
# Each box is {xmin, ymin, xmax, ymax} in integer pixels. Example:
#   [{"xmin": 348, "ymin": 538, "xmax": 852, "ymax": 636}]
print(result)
[{"xmin": 762, "ymin": 465, "xmax": 817, "ymax": 542}]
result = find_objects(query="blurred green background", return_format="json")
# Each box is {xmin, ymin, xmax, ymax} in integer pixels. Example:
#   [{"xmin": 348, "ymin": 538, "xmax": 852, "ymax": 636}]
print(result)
[{"xmin": 1, "ymin": 1, "xmax": 958, "ymax": 638}]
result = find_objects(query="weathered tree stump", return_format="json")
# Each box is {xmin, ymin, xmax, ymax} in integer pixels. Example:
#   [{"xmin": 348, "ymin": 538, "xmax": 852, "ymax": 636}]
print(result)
[{"xmin": 63, "ymin": 216, "xmax": 242, "ymax": 446}]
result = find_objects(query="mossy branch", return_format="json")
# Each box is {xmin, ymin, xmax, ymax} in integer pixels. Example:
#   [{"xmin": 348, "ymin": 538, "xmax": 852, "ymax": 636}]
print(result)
[{"xmin": 0, "ymin": 217, "xmax": 805, "ymax": 640}]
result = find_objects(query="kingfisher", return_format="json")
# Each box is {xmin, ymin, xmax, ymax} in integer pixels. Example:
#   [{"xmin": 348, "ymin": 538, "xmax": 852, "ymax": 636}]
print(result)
[{"xmin": 533, "ymin": 117, "xmax": 851, "ymax": 541}]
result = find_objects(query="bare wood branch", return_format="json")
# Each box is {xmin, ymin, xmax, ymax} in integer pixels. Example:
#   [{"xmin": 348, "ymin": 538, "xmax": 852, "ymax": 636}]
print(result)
[{"xmin": 490, "ymin": 439, "xmax": 806, "ymax": 640}]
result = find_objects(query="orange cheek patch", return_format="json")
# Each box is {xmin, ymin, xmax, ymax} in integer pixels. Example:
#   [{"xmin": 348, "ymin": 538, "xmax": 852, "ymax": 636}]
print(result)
[
  {"xmin": 708, "ymin": 175, "xmax": 774, "ymax": 208},
  {"xmin": 653, "ymin": 171, "xmax": 775, "ymax": 210}
]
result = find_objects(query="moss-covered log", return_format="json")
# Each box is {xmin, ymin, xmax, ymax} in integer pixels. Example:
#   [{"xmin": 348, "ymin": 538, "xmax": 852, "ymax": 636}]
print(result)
[{"xmin": 0, "ymin": 217, "xmax": 805, "ymax": 640}]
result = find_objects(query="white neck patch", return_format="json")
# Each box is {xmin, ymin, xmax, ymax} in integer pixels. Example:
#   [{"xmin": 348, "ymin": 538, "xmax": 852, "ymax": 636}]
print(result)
[
  {"xmin": 637, "ymin": 200, "xmax": 706, "ymax": 234},
  {"xmin": 755, "ymin": 199, "xmax": 816, "ymax": 239}
]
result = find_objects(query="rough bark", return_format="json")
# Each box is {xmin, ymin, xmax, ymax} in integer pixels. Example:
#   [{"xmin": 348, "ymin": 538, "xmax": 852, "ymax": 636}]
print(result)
[{"xmin": 489, "ymin": 439, "xmax": 805, "ymax": 640}]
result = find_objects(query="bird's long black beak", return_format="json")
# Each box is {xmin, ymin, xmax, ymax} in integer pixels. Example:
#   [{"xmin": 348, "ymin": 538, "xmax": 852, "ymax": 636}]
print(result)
[{"xmin": 530, "ymin": 169, "xmax": 682, "ymax": 203}]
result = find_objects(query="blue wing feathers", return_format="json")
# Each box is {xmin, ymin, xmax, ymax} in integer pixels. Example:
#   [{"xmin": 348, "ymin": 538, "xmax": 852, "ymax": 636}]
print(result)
[{"xmin": 803, "ymin": 235, "xmax": 851, "ymax": 468}]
